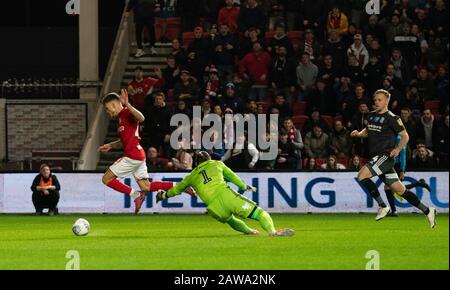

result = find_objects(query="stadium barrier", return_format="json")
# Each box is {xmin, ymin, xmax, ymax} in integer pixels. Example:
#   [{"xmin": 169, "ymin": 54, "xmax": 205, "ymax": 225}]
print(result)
[{"xmin": 0, "ymin": 172, "xmax": 447, "ymax": 213}]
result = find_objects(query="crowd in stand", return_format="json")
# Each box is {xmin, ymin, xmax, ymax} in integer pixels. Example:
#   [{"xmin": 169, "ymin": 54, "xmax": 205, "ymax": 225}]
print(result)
[{"xmin": 125, "ymin": 0, "xmax": 449, "ymax": 171}]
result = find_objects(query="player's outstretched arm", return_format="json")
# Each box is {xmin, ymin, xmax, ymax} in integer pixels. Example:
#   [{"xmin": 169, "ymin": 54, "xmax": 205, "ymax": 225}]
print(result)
[
  {"xmin": 391, "ymin": 130, "xmax": 409, "ymax": 158},
  {"xmin": 98, "ymin": 140, "xmax": 122, "ymax": 152},
  {"xmin": 120, "ymin": 89, "xmax": 145, "ymax": 123},
  {"xmin": 221, "ymin": 162, "xmax": 250, "ymax": 191},
  {"xmin": 350, "ymin": 128, "xmax": 368, "ymax": 138},
  {"xmin": 156, "ymin": 174, "xmax": 193, "ymax": 203}
]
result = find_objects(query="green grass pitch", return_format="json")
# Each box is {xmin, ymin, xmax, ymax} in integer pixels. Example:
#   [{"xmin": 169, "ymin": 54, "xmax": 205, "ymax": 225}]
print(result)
[{"xmin": 0, "ymin": 214, "xmax": 448, "ymax": 270}]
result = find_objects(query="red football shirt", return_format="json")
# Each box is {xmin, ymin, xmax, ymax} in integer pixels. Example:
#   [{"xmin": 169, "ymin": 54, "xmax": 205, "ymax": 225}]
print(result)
[
  {"xmin": 128, "ymin": 77, "xmax": 164, "ymax": 111},
  {"xmin": 118, "ymin": 107, "xmax": 146, "ymax": 161}
]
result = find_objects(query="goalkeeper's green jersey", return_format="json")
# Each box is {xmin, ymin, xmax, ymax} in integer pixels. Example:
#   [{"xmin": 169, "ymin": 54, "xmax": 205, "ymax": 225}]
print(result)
[{"xmin": 166, "ymin": 160, "xmax": 247, "ymax": 205}]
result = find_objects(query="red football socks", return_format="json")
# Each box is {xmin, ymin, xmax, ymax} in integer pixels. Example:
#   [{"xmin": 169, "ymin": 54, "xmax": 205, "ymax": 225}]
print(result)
[
  {"xmin": 106, "ymin": 179, "xmax": 133, "ymax": 195},
  {"xmin": 149, "ymin": 181, "xmax": 175, "ymax": 192}
]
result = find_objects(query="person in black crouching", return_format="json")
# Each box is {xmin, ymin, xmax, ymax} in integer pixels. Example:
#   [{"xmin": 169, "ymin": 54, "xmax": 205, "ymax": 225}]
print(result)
[{"xmin": 31, "ymin": 164, "xmax": 61, "ymax": 215}]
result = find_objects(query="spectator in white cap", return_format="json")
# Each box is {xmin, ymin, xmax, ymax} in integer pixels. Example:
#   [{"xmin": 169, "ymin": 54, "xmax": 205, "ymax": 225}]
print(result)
[
  {"xmin": 202, "ymin": 66, "xmax": 221, "ymax": 102},
  {"xmin": 347, "ymin": 33, "xmax": 369, "ymax": 69}
]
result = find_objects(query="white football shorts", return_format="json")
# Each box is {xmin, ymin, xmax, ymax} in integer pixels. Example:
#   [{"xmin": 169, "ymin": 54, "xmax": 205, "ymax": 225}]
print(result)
[{"xmin": 109, "ymin": 157, "xmax": 149, "ymax": 180}]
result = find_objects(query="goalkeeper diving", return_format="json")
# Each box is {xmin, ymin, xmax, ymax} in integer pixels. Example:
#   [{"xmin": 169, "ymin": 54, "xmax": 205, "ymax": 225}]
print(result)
[{"xmin": 156, "ymin": 151, "xmax": 295, "ymax": 237}]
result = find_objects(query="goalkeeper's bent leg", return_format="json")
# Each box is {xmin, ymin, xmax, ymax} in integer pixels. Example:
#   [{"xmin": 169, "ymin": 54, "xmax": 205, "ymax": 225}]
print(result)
[
  {"xmin": 227, "ymin": 216, "xmax": 254, "ymax": 234},
  {"xmin": 250, "ymin": 207, "xmax": 276, "ymax": 234}
]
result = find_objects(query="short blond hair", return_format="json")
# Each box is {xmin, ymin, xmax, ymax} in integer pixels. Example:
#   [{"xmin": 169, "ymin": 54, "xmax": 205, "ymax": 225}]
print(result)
[{"xmin": 373, "ymin": 89, "xmax": 391, "ymax": 100}]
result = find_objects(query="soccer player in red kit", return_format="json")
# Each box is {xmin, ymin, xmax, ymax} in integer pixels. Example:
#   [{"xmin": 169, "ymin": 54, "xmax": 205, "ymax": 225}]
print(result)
[
  {"xmin": 127, "ymin": 66, "xmax": 164, "ymax": 112},
  {"xmin": 99, "ymin": 89, "xmax": 191, "ymax": 214}
]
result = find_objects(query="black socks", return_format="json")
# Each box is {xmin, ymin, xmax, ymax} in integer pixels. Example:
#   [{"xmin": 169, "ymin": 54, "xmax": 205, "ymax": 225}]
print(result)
[
  {"xmin": 406, "ymin": 182, "xmax": 419, "ymax": 190},
  {"xmin": 402, "ymin": 191, "xmax": 430, "ymax": 215},
  {"xmin": 361, "ymin": 178, "xmax": 387, "ymax": 208},
  {"xmin": 361, "ymin": 178, "xmax": 430, "ymax": 215},
  {"xmin": 385, "ymin": 189, "xmax": 397, "ymax": 212}
]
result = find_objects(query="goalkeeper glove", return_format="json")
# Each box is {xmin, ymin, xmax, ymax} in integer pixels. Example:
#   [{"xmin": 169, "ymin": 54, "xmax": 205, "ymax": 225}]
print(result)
[
  {"xmin": 156, "ymin": 190, "xmax": 168, "ymax": 203},
  {"xmin": 245, "ymin": 185, "xmax": 257, "ymax": 192}
]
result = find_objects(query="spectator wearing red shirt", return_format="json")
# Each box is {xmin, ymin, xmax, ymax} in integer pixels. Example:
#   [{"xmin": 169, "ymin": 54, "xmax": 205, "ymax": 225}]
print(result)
[
  {"xmin": 217, "ymin": 0, "xmax": 240, "ymax": 33},
  {"xmin": 202, "ymin": 67, "xmax": 221, "ymax": 102},
  {"xmin": 239, "ymin": 41, "xmax": 271, "ymax": 101},
  {"xmin": 127, "ymin": 66, "xmax": 165, "ymax": 112}
]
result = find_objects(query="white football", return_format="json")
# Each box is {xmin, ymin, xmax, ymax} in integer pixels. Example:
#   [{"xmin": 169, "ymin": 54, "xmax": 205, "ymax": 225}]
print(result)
[{"xmin": 72, "ymin": 218, "xmax": 90, "ymax": 236}]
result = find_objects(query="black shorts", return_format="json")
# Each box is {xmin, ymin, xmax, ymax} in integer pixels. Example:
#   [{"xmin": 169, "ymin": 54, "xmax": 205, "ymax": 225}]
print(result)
[{"xmin": 366, "ymin": 154, "xmax": 400, "ymax": 186}]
